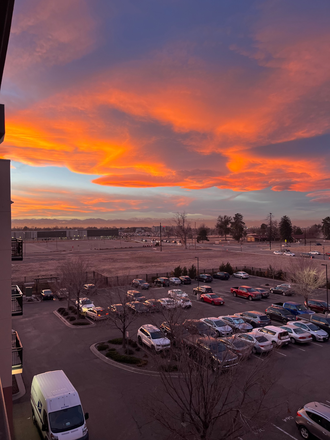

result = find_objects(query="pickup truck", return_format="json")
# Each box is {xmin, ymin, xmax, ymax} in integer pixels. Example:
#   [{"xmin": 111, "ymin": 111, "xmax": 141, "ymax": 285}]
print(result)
[
  {"xmin": 272, "ymin": 302, "xmax": 315, "ymax": 318},
  {"xmin": 230, "ymin": 286, "xmax": 262, "ymax": 301}
]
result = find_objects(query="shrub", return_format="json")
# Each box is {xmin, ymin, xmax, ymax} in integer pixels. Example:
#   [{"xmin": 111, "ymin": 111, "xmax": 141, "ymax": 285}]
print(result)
[
  {"xmin": 68, "ymin": 316, "xmax": 76, "ymax": 322},
  {"xmin": 97, "ymin": 343, "xmax": 109, "ymax": 351},
  {"xmin": 128, "ymin": 339, "xmax": 138, "ymax": 349},
  {"xmin": 182, "ymin": 266, "xmax": 188, "ymax": 276},
  {"xmin": 69, "ymin": 306, "xmax": 76, "ymax": 313},
  {"xmin": 173, "ymin": 265, "xmax": 183, "ymax": 277},
  {"xmin": 159, "ymin": 364, "xmax": 178, "ymax": 372},
  {"xmin": 125, "ymin": 348, "xmax": 134, "ymax": 355},
  {"xmin": 188, "ymin": 264, "xmax": 197, "ymax": 279},
  {"xmin": 62, "ymin": 311, "xmax": 69, "ymax": 317},
  {"xmin": 58, "ymin": 307, "xmax": 65, "ymax": 314},
  {"xmin": 108, "ymin": 338, "xmax": 123, "ymax": 345},
  {"xmin": 105, "ymin": 349, "xmax": 146, "ymax": 365},
  {"xmin": 225, "ymin": 262, "xmax": 234, "ymax": 275},
  {"xmin": 72, "ymin": 320, "xmax": 89, "ymax": 326}
]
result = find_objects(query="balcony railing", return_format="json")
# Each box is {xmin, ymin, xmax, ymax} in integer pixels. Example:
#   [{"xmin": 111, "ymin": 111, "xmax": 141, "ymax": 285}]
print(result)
[
  {"xmin": 12, "ymin": 330, "xmax": 23, "ymax": 375},
  {"xmin": 11, "ymin": 238, "xmax": 23, "ymax": 261},
  {"xmin": 0, "ymin": 378, "xmax": 11, "ymax": 440},
  {"xmin": 11, "ymin": 285, "xmax": 23, "ymax": 316}
]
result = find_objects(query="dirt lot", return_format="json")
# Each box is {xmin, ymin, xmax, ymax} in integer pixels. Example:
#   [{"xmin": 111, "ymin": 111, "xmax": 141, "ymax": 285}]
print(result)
[{"xmin": 11, "ymin": 238, "xmax": 330, "ymax": 282}]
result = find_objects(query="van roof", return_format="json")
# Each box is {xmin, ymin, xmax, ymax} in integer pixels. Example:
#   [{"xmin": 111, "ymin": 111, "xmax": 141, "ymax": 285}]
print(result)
[{"xmin": 33, "ymin": 370, "xmax": 77, "ymax": 400}]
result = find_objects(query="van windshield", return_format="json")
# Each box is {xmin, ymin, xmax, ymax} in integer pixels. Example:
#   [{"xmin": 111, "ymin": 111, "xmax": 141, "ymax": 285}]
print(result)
[{"xmin": 49, "ymin": 405, "xmax": 84, "ymax": 433}]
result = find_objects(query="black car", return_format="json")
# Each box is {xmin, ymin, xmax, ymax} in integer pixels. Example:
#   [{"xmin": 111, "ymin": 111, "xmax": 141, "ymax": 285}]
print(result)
[
  {"xmin": 196, "ymin": 274, "xmax": 213, "ymax": 283},
  {"xmin": 309, "ymin": 314, "xmax": 330, "ymax": 335},
  {"xmin": 154, "ymin": 277, "xmax": 170, "ymax": 287},
  {"xmin": 270, "ymin": 285, "xmax": 294, "ymax": 296},
  {"xmin": 126, "ymin": 290, "xmax": 146, "ymax": 302},
  {"xmin": 144, "ymin": 299, "xmax": 161, "ymax": 312},
  {"xmin": 183, "ymin": 319, "xmax": 218, "ymax": 338},
  {"xmin": 131, "ymin": 278, "xmax": 149, "ymax": 290},
  {"xmin": 127, "ymin": 301, "xmax": 149, "ymax": 313},
  {"xmin": 41, "ymin": 289, "xmax": 54, "ymax": 300},
  {"xmin": 254, "ymin": 288, "xmax": 270, "ymax": 299},
  {"xmin": 213, "ymin": 272, "xmax": 230, "ymax": 280},
  {"xmin": 265, "ymin": 305, "xmax": 296, "ymax": 324},
  {"xmin": 179, "ymin": 276, "xmax": 192, "ymax": 285},
  {"xmin": 110, "ymin": 304, "xmax": 124, "ymax": 315}
]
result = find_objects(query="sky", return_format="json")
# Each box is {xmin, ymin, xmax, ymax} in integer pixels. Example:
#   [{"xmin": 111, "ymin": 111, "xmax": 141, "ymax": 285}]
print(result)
[{"xmin": 1, "ymin": 0, "xmax": 330, "ymax": 227}]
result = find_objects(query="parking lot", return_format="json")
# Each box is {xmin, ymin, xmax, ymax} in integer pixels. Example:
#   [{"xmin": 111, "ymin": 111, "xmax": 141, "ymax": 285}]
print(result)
[{"xmin": 13, "ymin": 274, "xmax": 330, "ymax": 440}]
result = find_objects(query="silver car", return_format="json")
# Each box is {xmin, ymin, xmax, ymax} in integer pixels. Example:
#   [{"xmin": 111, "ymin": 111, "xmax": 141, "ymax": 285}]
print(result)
[
  {"xmin": 287, "ymin": 321, "xmax": 329, "ymax": 342},
  {"xmin": 237, "ymin": 333, "xmax": 273, "ymax": 354},
  {"xmin": 220, "ymin": 316, "xmax": 253, "ymax": 332},
  {"xmin": 200, "ymin": 317, "xmax": 233, "ymax": 337},
  {"xmin": 296, "ymin": 401, "xmax": 330, "ymax": 439}
]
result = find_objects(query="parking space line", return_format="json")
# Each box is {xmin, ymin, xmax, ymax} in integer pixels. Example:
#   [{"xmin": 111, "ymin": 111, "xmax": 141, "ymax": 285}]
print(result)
[
  {"xmin": 326, "ymin": 400, "xmax": 330, "ymax": 404},
  {"xmin": 311, "ymin": 342, "xmax": 323, "ymax": 347},
  {"xmin": 275, "ymin": 351, "xmax": 287, "ymax": 357},
  {"xmin": 271, "ymin": 424, "xmax": 298, "ymax": 439},
  {"xmin": 297, "ymin": 347, "xmax": 305, "ymax": 352},
  {"xmin": 252, "ymin": 355, "xmax": 264, "ymax": 361}
]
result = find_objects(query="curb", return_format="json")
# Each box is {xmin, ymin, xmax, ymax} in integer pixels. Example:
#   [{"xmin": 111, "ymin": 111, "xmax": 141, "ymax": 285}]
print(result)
[
  {"xmin": 13, "ymin": 374, "xmax": 26, "ymax": 401},
  {"xmin": 53, "ymin": 311, "xmax": 96, "ymax": 328},
  {"xmin": 90, "ymin": 344, "xmax": 179, "ymax": 377}
]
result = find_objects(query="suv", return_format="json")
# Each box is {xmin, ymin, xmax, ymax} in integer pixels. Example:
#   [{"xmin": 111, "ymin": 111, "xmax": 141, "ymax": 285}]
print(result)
[
  {"xmin": 126, "ymin": 290, "xmax": 146, "ymax": 302},
  {"xmin": 193, "ymin": 285, "xmax": 213, "ymax": 295},
  {"xmin": 154, "ymin": 277, "xmax": 170, "ymax": 287},
  {"xmin": 234, "ymin": 311, "xmax": 271, "ymax": 328},
  {"xmin": 132, "ymin": 279, "xmax": 149, "ymax": 290},
  {"xmin": 179, "ymin": 276, "xmax": 192, "ymax": 285},
  {"xmin": 137, "ymin": 325, "xmax": 171, "ymax": 352},
  {"xmin": 265, "ymin": 305, "xmax": 296, "ymax": 324},
  {"xmin": 196, "ymin": 274, "xmax": 213, "ymax": 283},
  {"xmin": 309, "ymin": 314, "xmax": 330, "ymax": 335},
  {"xmin": 41, "ymin": 289, "xmax": 54, "ymax": 300},
  {"xmin": 253, "ymin": 326, "xmax": 290, "ymax": 347},
  {"xmin": 296, "ymin": 401, "xmax": 330, "ymax": 439}
]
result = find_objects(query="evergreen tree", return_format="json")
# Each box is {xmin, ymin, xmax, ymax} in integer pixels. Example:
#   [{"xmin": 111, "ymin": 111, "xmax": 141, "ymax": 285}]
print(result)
[
  {"xmin": 322, "ymin": 217, "xmax": 330, "ymax": 240},
  {"xmin": 279, "ymin": 215, "xmax": 293, "ymax": 242},
  {"xmin": 230, "ymin": 213, "xmax": 246, "ymax": 242},
  {"xmin": 215, "ymin": 215, "xmax": 232, "ymax": 240}
]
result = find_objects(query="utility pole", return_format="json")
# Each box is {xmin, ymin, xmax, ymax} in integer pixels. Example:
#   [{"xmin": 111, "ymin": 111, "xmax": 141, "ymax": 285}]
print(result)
[
  {"xmin": 269, "ymin": 213, "xmax": 272, "ymax": 250},
  {"xmin": 195, "ymin": 222, "xmax": 197, "ymax": 250},
  {"xmin": 160, "ymin": 222, "xmax": 162, "ymax": 252}
]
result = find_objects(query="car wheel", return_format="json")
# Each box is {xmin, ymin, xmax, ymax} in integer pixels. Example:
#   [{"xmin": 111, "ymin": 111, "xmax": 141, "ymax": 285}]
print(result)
[
  {"xmin": 290, "ymin": 337, "xmax": 296, "ymax": 344},
  {"xmin": 252, "ymin": 347, "xmax": 257, "ymax": 354},
  {"xmin": 272, "ymin": 341, "xmax": 276, "ymax": 347},
  {"xmin": 211, "ymin": 301, "xmax": 214, "ymax": 305},
  {"xmin": 32, "ymin": 409, "xmax": 36, "ymax": 426},
  {"xmin": 138, "ymin": 336, "xmax": 142, "ymax": 345},
  {"xmin": 248, "ymin": 296, "xmax": 252, "ymax": 301},
  {"xmin": 283, "ymin": 292, "xmax": 286, "ymax": 296},
  {"xmin": 233, "ymin": 292, "xmax": 237, "ymax": 297},
  {"xmin": 299, "ymin": 426, "xmax": 310, "ymax": 439}
]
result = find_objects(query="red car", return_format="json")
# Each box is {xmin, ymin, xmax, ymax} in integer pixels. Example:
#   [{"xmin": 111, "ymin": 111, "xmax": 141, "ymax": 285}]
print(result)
[
  {"xmin": 200, "ymin": 293, "xmax": 225, "ymax": 306},
  {"xmin": 305, "ymin": 299, "xmax": 330, "ymax": 314}
]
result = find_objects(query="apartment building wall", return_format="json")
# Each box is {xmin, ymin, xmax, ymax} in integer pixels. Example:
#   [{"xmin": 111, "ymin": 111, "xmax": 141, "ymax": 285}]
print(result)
[{"xmin": 0, "ymin": 159, "xmax": 12, "ymax": 425}]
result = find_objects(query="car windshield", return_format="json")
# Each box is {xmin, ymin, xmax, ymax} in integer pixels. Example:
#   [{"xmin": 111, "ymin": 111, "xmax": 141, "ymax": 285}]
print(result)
[
  {"xmin": 81, "ymin": 299, "xmax": 92, "ymax": 305},
  {"xmin": 246, "ymin": 288, "xmax": 256, "ymax": 292},
  {"xmin": 204, "ymin": 288, "xmax": 213, "ymax": 293},
  {"xmin": 213, "ymin": 320, "xmax": 226, "ymax": 327},
  {"xmin": 208, "ymin": 342, "xmax": 227, "ymax": 353},
  {"xmin": 49, "ymin": 405, "xmax": 84, "ymax": 433},
  {"xmin": 260, "ymin": 316, "xmax": 269, "ymax": 321},
  {"xmin": 281, "ymin": 309, "xmax": 292, "ymax": 315},
  {"xmin": 232, "ymin": 318, "xmax": 244, "ymax": 324},
  {"xmin": 150, "ymin": 331, "xmax": 164, "ymax": 339},
  {"xmin": 232, "ymin": 339, "xmax": 248, "ymax": 348},
  {"xmin": 295, "ymin": 328, "xmax": 306, "ymax": 334},
  {"xmin": 307, "ymin": 324, "xmax": 319, "ymax": 331},
  {"xmin": 209, "ymin": 294, "xmax": 219, "ymax": 299},
  {"xmin": 255, "ymin": 336, "xmax": 268, "ymax": 343},
  {"xmin": 295, "ymin": 304, "xmax": 307, "ymax": 311}
]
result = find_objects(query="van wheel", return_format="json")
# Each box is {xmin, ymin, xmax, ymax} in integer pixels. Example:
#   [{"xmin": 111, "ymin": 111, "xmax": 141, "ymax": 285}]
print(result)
[
  {"xmin": 32, "ymin": 409, "xmax": 36, "ymax": 426},
  {"xmin": 299, "ymin": 426, "xmax": 310, "ymax": 439}
]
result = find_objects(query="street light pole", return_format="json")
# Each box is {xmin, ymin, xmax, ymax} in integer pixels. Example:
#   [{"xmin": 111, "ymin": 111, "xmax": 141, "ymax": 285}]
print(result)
[
  {"xmin": 269, "ymin": 212, "xmax": 272, "ymax": 251},
  {"xmin": 195, "ymin": 256, "xmax": 200, "ymax": 289},
  {"xmin": 322, "ymin": 264, "xmax": 328, "ymax": 312}
]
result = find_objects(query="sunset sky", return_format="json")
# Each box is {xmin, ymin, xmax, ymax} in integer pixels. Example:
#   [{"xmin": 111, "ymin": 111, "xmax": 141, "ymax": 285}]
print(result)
[{"xmin": 1, "ymin": 0, "xmax": 330, "ymax": 226}]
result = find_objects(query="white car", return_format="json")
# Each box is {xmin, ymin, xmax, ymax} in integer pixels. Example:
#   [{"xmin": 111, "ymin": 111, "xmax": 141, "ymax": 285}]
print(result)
[
  {"xmin": 280, "ymin": 325, "xmax": 312, "ymax": 344},
  {"xmin": 200, "ymin": 317, "xmax": 233, "ymax": 336},
  {"xmin": 286, "ymin": 321, "xmax": 329, "ymax": 342},
  {"xmin": 158, "ymin": 298, "xmax": 177, "ymax": 309},
  {"xmin": 252, "ymin": 326, "xmax": 290, "ymax": 347},
  {"xmin": 273, "ymin": 251, "xmax": 283, "ymax": 255},
  {"xmin": 176, "ymin": 298, "xmax": 192, "ymax": 309},
  {"xmin": 85, "ymin": 307, "xmax": 109, "ymax": 321},
  {"xmin": 283, "ymin": 252, "xmax": 295, "ymax": 257},
  {"xmin": 137, "ymin": 324, "xmax": 171, "ymax": 352},
  {"xmin": 233, "ymin": 271, "xmax": 249, "ymax": 279},
  {"xmin": 77, "ymin": 297, "xmax": 95, "ymax": 313},
  {"xmin": 169, "ymin": 277, "xmax": 181, "ymax": 285},
  {"xmin": 309, "ymin": 251, "xmax": 321, "ymax": 255},
  {"xmin": 168, "ymin": 289, "xmax": 188, "ymax": 299}
]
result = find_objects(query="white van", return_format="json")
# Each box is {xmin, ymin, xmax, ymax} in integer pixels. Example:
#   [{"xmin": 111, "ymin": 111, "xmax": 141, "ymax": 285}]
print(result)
[
  {"xmin": 252, "ymin": 325, "xmax": 290, "ymax": 347},
  {"xmin": 31, "ymin": 370, "xmax": 89, "ymax": 440}
]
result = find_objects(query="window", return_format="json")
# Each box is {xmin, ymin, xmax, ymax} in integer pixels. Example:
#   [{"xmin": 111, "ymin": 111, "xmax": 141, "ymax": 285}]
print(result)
[
  {"xmin": 306, "ymin": 411, "xmax": 322, "ymax": 425},
  {"xmin": 319, "ymin": 416, "xmax": 330, "ymax": 432}
]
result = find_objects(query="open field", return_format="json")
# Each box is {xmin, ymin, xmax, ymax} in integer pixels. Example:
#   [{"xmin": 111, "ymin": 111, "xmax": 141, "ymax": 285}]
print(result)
[{"xmin": 12, "ymin": 238, "xmax": 330, "ymax": 282}]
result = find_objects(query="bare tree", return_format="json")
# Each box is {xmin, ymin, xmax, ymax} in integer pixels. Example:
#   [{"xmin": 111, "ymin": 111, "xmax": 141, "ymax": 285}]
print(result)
[
  {"xmin": 173, "ymin": 212, "xmax": 191, "ymax": 249},
  {"xmin": 286, "ymin": 259, "xmax": 326, "ymax": 306},
  {"xmin": 215, "ymin": 215, "xmax": 232, "ymax": 241},
  {"xmin": 57, "ymin": 257, "xmax": 89, "ymax": 318},
  {"xmin": 148, "ymin": 342, "xmax": 279, "ymax": 440}
]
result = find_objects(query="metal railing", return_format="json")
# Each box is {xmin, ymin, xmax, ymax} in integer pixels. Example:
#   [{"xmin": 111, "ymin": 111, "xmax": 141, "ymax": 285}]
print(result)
[
  {"xmin": 0, "ymin": 377, "xmax": 11, "ymax": 440},
  {"xmin": 12, "ymin": 330, "xmax": 23, "ymax": 375},
  {"xmin": 11, "ymin": 285, "xmax": 23, "ymax": 316}
]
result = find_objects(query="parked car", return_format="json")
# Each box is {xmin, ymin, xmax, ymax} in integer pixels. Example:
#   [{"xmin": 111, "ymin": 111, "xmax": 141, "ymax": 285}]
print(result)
[
  {"xmin": 179, "ymin": 276, "xmax": 192, "ymax": 285},
  {"xmin": 137, "ymin": 324, "xmax": 171, "ymax": 352},
  {"xmin": 77, "ymin": 297, "xmax": 95, "ymax": 313},
  {"xmin": 265, "ymin": 305, "xmax": 296, "ymax": 324},
  {"xmin": 176, "ymin": 297, "xmax": 192, "ymax": 309},
  {"xmin": 41, "ymin": 289, "xmax": 54, "ymax": 300},
  {"xmin": 127, "ymin": 301, "xmax": 149, "ymax": 313},
  {"xmin": 296, "ymin": 401, "xmax": 330, "ymax": 439},
  {"xmin": 110, "ymin": 304, "xmax": 124, "ymax": 315},
  {"xmin": 219, "ymin": 336, "xmax": 254, "ymax": 359},
  {"xmin": 196, "ymin": 274, "xmax": 213, "ymax": 283},
  {"xmin": 305, "ymin": 299, "xmax": 330, "ymax": 314},
  {"xmin": 55, "ymin": 288, "xmax": 68, "ymax": 300},
  {"xmin": 270, "ymin": 284, "xmax": 294, "ymax": 296},
  {"xmin": 200, "ymin": 293, "xmax": 225, "ymax": 306},
  {"xmin": 309, "ymin": 251, "xmax": 321, "ymax": 255},
  {"xmin": 183, "ymin": 319, "xmax": 218, "ymax": 338},
  {"xmin": 231, "ymin": 286, "xmax": 262, "ymax": 301},
  {"xmin": 200, "ymin": 317, "xmax": 233, "ymax": 336},
  {"xmin": 169, "ymin": 277, "xmax": 181, "ymax": 285},
  {"xmin": 144, "ymin": 299, "xmax": 161, "ymax": 312},
  {"xmin": 83, "ymin": 283, "xmax": 97, "ymax": 294},
  {"xmin": 273, "ymin": 301, "xmax": 315, "ymax": 318},
  {"xmin": 273, "ymin": 251, "xmax": 283, "ymax": 255},
  {"xmin": 254, "ymin": 288, "xmax": 270, "ymax": 299},
  {"xmin": 154, "ymin": 277, "xmax": 170, "ymax": 287},
  {"xmin": 193, "ymin": 285, "xmax": 213, "ymax": 295},
  {"xmin": 182, "ymin": 336, "xmax": 239, "ymax": 370},
  {"xmin": 168, "ymin": 289, "xmax": 188, "ymax": 299},
  {"xmin": 213, "ymin": 272, "xmax": 230, "ymax": 280},
  {"xmin": 287, "ymin": 321, "xmax": 329, "ymax": 342},
  {"xmin": 234, "ymin": 311, "xmax": 271, "ymax": 327},
  {"xmin": 126, "ymin": 290, "xmax": 146, "ymax": 302},
  {"xmin": 308, "ymin": 314, "xmax": 330, "ymax": 335},
  {"xmin": 237, "ymin": 333, "xmax": 273, "ymax": 354},
  {"xmin": 252, "ymin": 326, "xmax": 290, "ymax": 347},
  {"xmin": 131, "ymin": 278, "xmax": 149, "ymax": 290},
  {"xmin": 158, "ymin": 298, "xmax": 177, "ymax": 309},
  {"xmin": 280, "ymin": 325, "xmax": 312, "ymax": 344},
  {"xmin": 220, "ymin": 316, "xmax": 253, "ymax": 333},
  {"xmin": 283, "ymin": 251, "xmax": 295, "ymax": 257},
  {"xmin": 85, "ymin": 307, "xmax": 109, "ymax": 321},
  {"xmin": 233, "ymin": 271, "xmax": 249, "ymax": 279}
]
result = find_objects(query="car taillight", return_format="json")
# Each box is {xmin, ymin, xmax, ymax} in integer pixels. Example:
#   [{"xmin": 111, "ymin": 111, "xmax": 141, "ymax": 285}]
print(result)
[{"xmin": 296, "ymin": 412, "xmax": 302, "ymax": 417}]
